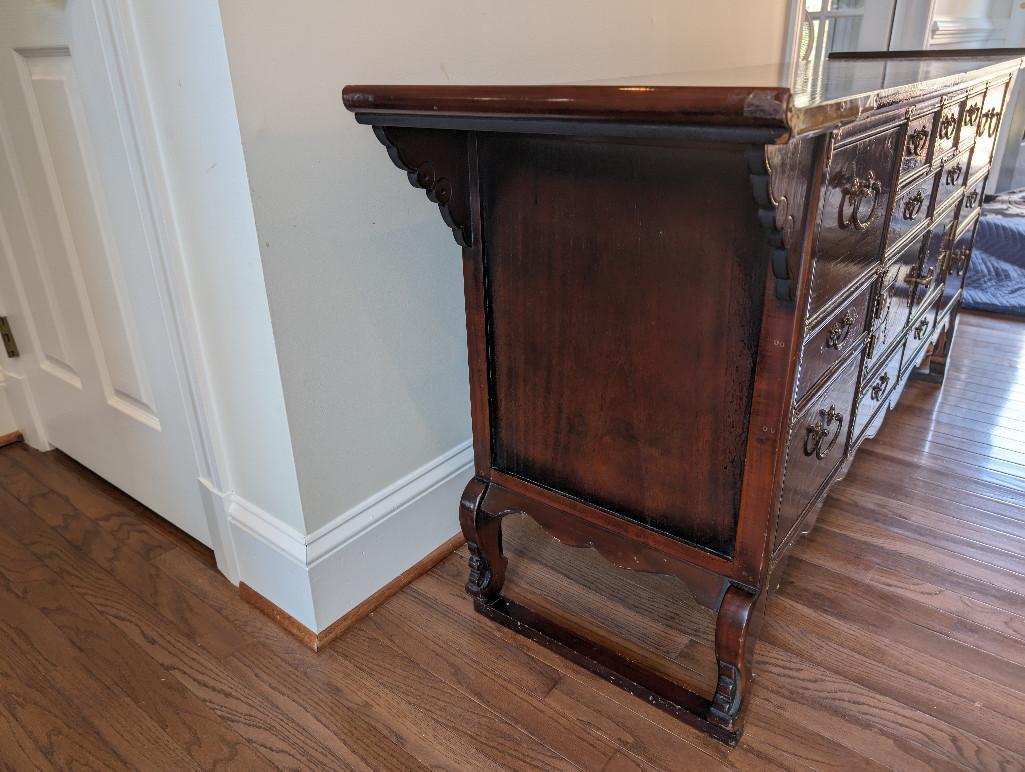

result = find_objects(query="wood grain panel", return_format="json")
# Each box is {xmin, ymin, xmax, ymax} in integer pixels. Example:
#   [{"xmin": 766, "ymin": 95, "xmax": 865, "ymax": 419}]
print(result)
[{"xmin": 483, "ymin": 135, "xmax": 765, "ymax": 557}]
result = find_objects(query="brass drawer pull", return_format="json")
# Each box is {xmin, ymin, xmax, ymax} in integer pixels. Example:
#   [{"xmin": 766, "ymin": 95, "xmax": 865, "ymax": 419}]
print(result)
[
  {"xmin": 805, "ymin": 406, "xmax": 844, "ymax": 460},
  {"xmin": 939, "ymin": 111, "xmax": 957, "ymax": 140},
  {"xmin": 870, "ymin": 372, "xmax": 890, "ymax": 401},
  {"xmin": 945, "ymin": 162, "xmax": 963, "ymax": 186},
  {"xmin": 913, "ymin": 317, "xmax": 930, "ymax": 340},
  {"xmin": 839, "ymin": 170, "xmax": 882, "ymax": 231},
  {"xmin": 902, "ymin": 190, "xmax": 925, "ymax": 221},
  {"xmin": 979, "ymin": 107, "xmax": 1000, "ymax": 138},
  {"xmin": 825, "ymin": 310, "xmax": 857, "ymax": 351},
  {"xmin": 948, "ymin": 245, "xmax": 969, "ymax": 275},
  {"xmin": 964, "ymin": 103, "xmax": 981, "ymax": 127},
  {"xmin": 903, "ymin": 264, "xmax": 934, "ymax": 289},
  {"xmin": 907, "ymin": 126, "xmax": 930, "ymax": 157},
  {"xmin": 965, "ymin": 190, "xmax": 979, "ymax": 209}
]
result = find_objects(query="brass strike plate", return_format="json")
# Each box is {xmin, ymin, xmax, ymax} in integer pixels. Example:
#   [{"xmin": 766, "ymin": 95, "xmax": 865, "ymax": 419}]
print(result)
[{"xmin": 0, "ymin": 316, "xmax": 19, "ymax": 358}]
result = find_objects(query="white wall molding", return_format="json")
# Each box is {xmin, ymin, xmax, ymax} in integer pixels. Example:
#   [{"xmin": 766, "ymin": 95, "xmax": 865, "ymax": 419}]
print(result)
[
  {"xmin": 930, "ymin": 16, "xmax": 1005, "ymax": 48},
  {"xmin": 224, "ymin": 441, "xmax": 472, "ymax": 632}
]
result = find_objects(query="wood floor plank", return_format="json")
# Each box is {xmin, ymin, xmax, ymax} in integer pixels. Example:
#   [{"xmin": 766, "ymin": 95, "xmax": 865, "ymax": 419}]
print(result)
[
  {"xmin": 0, "ymin": 310, "xmax": 1022, "ymax": 767},
  {"xmin": 0, "ymin": 525, "xmax": 276, "ymax": 770},
  {"xmin": 330, "ymin": 620, "xmax": 581, "ymax": 771},
  {"xmin": 794, "ymin": 535, "xmax": 1025, "ymax": 644},
  {"xmin": 762, "ymin": 601, "xmax": 1025, "ymax": 757},
  {"xmin": 0, "ymin": 484, "xmax": 361, "ymax": 769}
]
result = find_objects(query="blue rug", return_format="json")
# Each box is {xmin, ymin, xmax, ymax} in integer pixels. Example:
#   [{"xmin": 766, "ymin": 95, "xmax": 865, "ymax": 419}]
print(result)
[{"xmin": 963, "ymin": 189, "xmax": 1025, "ymax": 317}]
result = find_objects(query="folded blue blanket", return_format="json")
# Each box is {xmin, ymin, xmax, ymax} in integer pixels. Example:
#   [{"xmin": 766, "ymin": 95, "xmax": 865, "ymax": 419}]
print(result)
[{"xmin": 963, "ymin": 211, "xmax": 1025, "ymax": 317}]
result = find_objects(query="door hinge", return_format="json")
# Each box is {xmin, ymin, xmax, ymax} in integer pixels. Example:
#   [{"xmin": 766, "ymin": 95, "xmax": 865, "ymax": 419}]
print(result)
[{"xmin": 0, "ymin": 316, "xmax": 19, "ymax": 358}]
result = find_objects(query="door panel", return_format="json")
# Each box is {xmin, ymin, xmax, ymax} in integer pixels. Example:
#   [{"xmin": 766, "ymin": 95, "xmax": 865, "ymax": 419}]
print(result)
[{"xmin": 0, "ymin": 1, "xmax": 210, "ymax": 544}]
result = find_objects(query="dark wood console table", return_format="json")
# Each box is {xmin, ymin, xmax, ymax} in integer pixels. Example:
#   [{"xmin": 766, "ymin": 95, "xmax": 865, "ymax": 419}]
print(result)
[{"xmin": 344, "ymin": 51, "xmax": 1024, "ymax": 745}]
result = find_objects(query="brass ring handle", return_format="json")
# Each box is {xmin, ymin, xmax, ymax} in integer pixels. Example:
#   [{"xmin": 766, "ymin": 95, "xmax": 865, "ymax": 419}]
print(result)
[
  {"xmin": 907, "ymin": 127, "xmax": 930, "ymax": 156},
  {"xmin": 870, "ymin": 372, "xmax": 890, "ymax": 401},
  {"xmin": 965, "ymin": 190, "xmax": 979, "ymax": 209},
  {"xmin": 825, "ymin": 310, "xmax": 857, "ymax": 351},
  {"xmin": 939, "ymin": 111, "xmax": 957, "ymax": 140},
  {"xmin": 839, "ymin": 170, "xmax": 882, "ymax": 231},
  {"xmin": 902, "ymin": 190, "xmax": 925, "ymax": 221},
  {"xmin": 804, "ymin": 406, "xmax": 844, "ymax": 461},
  {"xmin": 945, "ymin": 163, "xmax": 963, "ymax": 186},
  {"xmin": 913, "ymin": 317, "xmax": 930, "ymax": 340}
]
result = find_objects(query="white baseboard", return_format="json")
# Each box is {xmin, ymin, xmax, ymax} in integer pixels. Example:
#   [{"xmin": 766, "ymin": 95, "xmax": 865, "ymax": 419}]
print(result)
[
  {"xmin": 222, "ymin": 440, "xmax": 472, "ymax": 633},
  {"xmin": 0, "ymin": 379, "xmax": 16, "ymax": 436},
  {"xmin": 0, "ymin": 369, "xmax": 47, "ymax": 448}
]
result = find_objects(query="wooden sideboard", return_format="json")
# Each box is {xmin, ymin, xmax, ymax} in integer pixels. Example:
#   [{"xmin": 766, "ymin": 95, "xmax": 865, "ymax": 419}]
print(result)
[{"xmin": 344, "ymin": 51, "xmax": 1024, "ymax": 745}]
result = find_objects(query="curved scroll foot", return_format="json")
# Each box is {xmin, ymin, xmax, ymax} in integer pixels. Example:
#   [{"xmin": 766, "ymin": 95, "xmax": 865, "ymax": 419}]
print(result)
[
  {"xmin": 709, "ymin": 585, "xmax": 764, "ymax": 737},
  {"xmin": 459, "ymin": 477, "xmax": 507, "ymax": 601}
]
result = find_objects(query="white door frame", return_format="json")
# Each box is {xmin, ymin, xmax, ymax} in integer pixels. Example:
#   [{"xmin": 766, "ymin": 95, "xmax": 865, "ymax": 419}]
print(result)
[{"xmin": 0, "ymin": 0, "xmax": 240, "ymax": 581}]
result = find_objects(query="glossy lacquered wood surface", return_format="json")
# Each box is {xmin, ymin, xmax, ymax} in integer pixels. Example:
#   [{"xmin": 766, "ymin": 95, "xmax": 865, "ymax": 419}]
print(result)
[
  {"xmin": 483, "ymin": 135, "xmax": 764, "ymax": 558},
  {"xmin": 343, "ymin": 56, "xmax": 1024, "ymax": 138},
  {"xmin": 4, "ymin": 312, "xmax": 1024, "ymax": 768}
]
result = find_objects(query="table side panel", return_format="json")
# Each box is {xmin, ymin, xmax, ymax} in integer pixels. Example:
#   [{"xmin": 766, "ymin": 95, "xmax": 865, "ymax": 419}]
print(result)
[{"xmin": 481, "ymin": 135, "xmax": 767, "ymax": 559}]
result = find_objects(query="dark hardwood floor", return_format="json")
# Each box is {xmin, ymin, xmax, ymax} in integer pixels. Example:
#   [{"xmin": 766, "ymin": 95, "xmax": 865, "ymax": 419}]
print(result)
[{"xmin": 0, "ymin": 311, "xmax": 1023, "ymax": 770}]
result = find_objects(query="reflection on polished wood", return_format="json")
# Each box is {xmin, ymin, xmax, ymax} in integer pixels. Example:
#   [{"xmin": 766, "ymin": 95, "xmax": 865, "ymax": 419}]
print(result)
[{"xmin": 0, "ymin": 310, "xmax": 1023, "ymax": 767}]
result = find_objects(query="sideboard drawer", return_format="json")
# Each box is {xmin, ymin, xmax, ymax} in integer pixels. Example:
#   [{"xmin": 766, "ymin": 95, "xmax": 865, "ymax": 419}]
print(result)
[
  {"xmin": 810, "ymin": 126, "xmax": 899, "ymax": 320},
  {"xmin": 961, "ymin": 175, "xmax": 985, "ymax": 220},
  {"xmin": 862, "ymin": 235, "xmax": 919, "ymax": 373},
  {"xmin": 937, "ymin": 214, "xmax": 979, "ymax": 320},
  {"xmin": 899, "ymin": 110, "xmax": 938, "ymax": 180},
  {"xmin": 907, "ymin": 205, "xmax": 957, "ymax": 323},
  {"xmin": 775, "ymin": 353, "xmax": 861, "ymax": 551},
  {"xmin": 887, "ymin": 171, "xmax": 937, "ymax": 253},
  {"xmin": 853, "ymin": 341, "xmax": 903, "ymax": 444},
  {"xmin": 972, "ymin": 79, "xmax": 1008, "ymax": 169},
  {"xmin": 935, "ymin": 147, "xmax": 970, "ymax": 211},
  {"xmin": 795, "ymin": 281, "xmax": 872, "ymax": 404},
  {"xmin": 959, "ymin": 89, "xmax": 985, "ymax": 147},
  {"xmin": 934, "ymin": 97, "xmax": 963, "ymax": 158}
]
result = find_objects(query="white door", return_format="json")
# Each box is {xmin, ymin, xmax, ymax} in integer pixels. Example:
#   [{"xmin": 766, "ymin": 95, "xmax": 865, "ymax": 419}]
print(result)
[{"xmin": 0, "ymin": 0, "xmax": 210, "ymax": 545}]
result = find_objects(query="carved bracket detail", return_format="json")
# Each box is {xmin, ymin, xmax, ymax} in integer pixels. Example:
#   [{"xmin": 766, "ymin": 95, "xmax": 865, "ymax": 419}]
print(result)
[
  {"xmin": 747, "ymin": 145, "xmax": 798, "ymax": 302},
  {"xmin": 373, "ymin": 125, "xmax": 473, "ymax": 247}
]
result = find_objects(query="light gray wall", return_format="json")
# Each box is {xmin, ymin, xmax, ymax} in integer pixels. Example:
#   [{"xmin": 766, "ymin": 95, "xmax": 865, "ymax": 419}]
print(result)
[
  {"xmin": 217, "ymin": 0, "xmax": 792, "ymax": 532},
  {"xmin": 130, "ymin": 1, "xmax": 305, "ymax": 530}
]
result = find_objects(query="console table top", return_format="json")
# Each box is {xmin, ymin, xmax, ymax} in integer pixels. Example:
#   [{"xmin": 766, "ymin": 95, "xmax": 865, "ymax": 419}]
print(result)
[{"xmin": 343, "ymin": 53, "xmax": 1024, "ymax": 139}]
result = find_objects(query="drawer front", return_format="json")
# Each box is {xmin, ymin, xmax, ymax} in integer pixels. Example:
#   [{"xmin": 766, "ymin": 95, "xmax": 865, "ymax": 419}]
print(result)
[
  {"xmin": 973, "ymin": 80, "xmax": 1008, "ymax": 170},
  {"xmin": 908, "ymin": 295, "xmax": 940, "ymax": 358},
  {"xmin": 958, "ymin": 90, "xmax": 985, "ymax": 148},
  {"xmin": 961, "ymin": 175, "xmax": 985, "ymax": 220},
  {"xmin": 774, "ymin": 354, "xmax": 861, "ymax": 551},
  {"xmin": 937, "ymin": 215, "xmax": 979, "ymax": 318},
  {"xmin": 935, "ymin": 98, "xmax": 963, "ymax": 158},
  {"xmin": 908, "ymin": 205, "xmax": 957, "ymax": 322},
  {"xmin": 795, "ymin": 282, "xmax": 872, "ymax": 404},
  {"xmin": 887, "ymin": 171, "xmax": 937, "ymax": 253},
  {"xmin": 899, "ymin": 111, "xmax": 937, "ymax": 180},
  {"xmin": 853, "ymin": 341, "xmax": 903, "ymax": 443},
  {"xmin": 810, "ymin": 126, "xmax": 900, "ymax": 320},
  {"xmin": 935, "ymin": 147, "xmax": 970, "ymax": 211},
  {"xmin": 966, "ymin": 140, "xmax": 990, "ymax": 184},
  {"xmin": 863, "ymin": 235, "xmax": 922, "ymax": 372}
]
